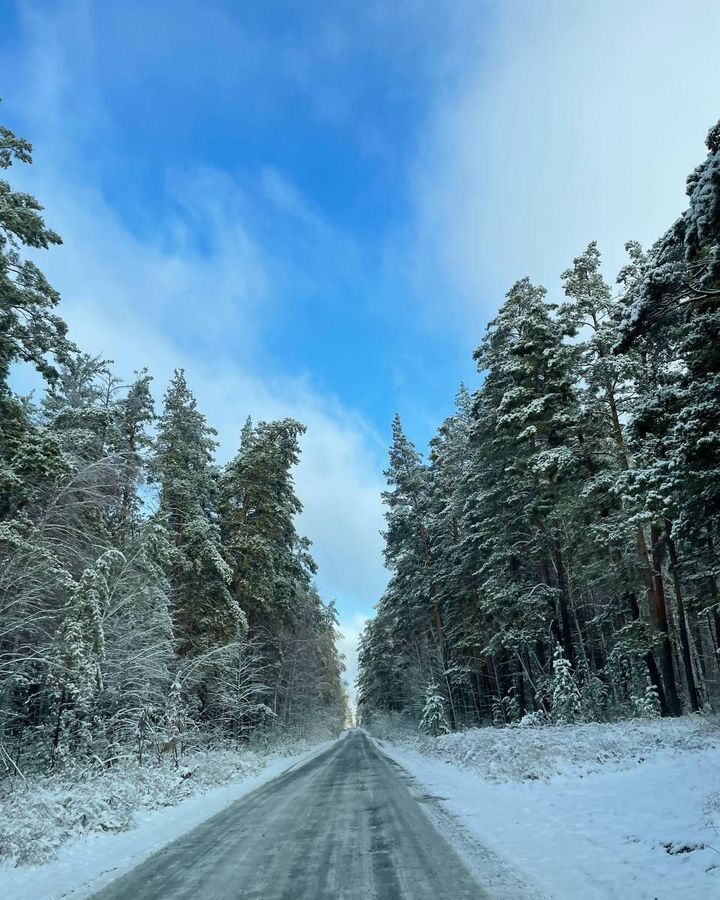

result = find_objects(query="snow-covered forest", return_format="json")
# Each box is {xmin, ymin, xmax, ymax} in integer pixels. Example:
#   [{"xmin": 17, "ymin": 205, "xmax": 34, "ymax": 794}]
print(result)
[
  {"xmin": 0, "ymin": 117, "xmax": 347, "ymax": 790},
  {"xmin": 358, "ymin": 118, "xmax": 720, "ymax": 732}
]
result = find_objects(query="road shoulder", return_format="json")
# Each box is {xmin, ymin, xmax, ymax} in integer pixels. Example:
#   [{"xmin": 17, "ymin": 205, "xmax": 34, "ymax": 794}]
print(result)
[
  {"xmin": 371, "ymin": 725, "xmax": 720, "ymax": 900},
  {"xmin": 371, "ymin": 736, "xmax": 548, "ymax": 900}
]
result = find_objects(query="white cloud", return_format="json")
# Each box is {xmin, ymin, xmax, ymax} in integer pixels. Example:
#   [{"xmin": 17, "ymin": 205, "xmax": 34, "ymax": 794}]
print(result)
[
  {"xmin": 19, "ymin": 160, "xmax": 388, "ymax": 621},
  {"xmin": 336, "ymin": 612, "xmax": 369, "ymax": 710},
  {"xmin": 19, "ymin": 0, "xmax": 717, "ymax": 694},
  {"xmin": 6, "ymin": 0, "xmax": 388, "ymax": 635},
  {"xmin": 412, "ymin": 0, "xmax": 720, "ymax": 326}
]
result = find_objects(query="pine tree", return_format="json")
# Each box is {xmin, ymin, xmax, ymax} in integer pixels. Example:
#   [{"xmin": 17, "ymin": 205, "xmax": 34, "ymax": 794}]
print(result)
[
  {"xmin": 492, "ymin": 690, "xmax": 521, "ymax": 726},
  {"xmin": 383, "ymin": 415, "xmax": 452, "ymax": 722},
  {"xmin": 419, "ymin": 682, "xmax": 450, "ymax": 736},
  {"xmin": 579, "ymin": 673, "xmax": 609, "ymax": 722},
  {"xmin": 358, "ymin": 117, "xmax": 720, "ymax": 731},
  {"xmin": 111, "ymin": 368, "xmax": 155, "ymax": 534},
  {"xmin": 0, "ymin": 118, "xmax": 70, "ymax": 401},
  {"xmin": 0, "ymin": 118, "xmax": 72, "ymax": 521},
  {"xmin": 471, "ymin": 279, "xmax": 583, "ymax": 681},
  {"xmin": 632, "ymin": 678, "xmax": 661, "ymax": 719},
  {"xmin": 357, "ymin": 616, "xmax": 406, "ymax": 715},
  {"xmin": 53, "ymin": 551, "xmax": 122, "ymax": 761},
  {"xmin": 218, "ymin": 418, "xmax": 317, "ymax": 731},
  {"xmin": 152, "ymin": 371, "xmax": 240, "ymax": 657},
  {"xmin": 617, "ymin": 122, "xmax": 720, "ymax": 704},
  {"xmin": 560, "ymin": 242, "xmax": 678, "ymax": 715},
  {"xmin": 42, "ymin": 354, "xmax": 119, "ymax": 461},
  {"xmin": 220, "ymin": 418, "xmax": 314, "ymax": 635},
  {"xmin": 550, "ymin": 644, "xmax": 581, "ymax": 725}
]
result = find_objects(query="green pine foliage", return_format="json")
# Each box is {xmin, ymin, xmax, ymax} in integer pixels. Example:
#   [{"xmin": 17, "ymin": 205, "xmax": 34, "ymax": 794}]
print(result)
[
  {"xmin": 550, "ymin": 646, "xmax": 581, "ymax": 725},
  {"xmin": 0, "ymin": 119, "xmax": 346, "ymax": 775},
  {"xmin": 419, "ymin": 683, "xmax": 450, "ymax": 736},
  {"xmin": 358, "ymin": 118, "xmax": 720, "ymax": 731}
]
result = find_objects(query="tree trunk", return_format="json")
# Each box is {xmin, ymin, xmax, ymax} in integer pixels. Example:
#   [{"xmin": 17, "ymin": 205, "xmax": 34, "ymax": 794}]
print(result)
[
  {"xmin": 625, "ymin": 587, "xmax": 669, "ymax": 715},
  {"xmin": 416, "ymin": 521, "xmax": 456, "ymax": 729},
  {"xmin": 648, "ymin": 523, "xmax": 682, "ymax": 715},
  {"xmin": 540, "ymin": 556, "xmax": 570, "ymax": 661},
  {"xmin": 600, "ymin": 371, "xmax": 683, "ymax": 715},
  {"xmin": 664, "ymin": 521, "xmax": 700, "ymax": 711}
]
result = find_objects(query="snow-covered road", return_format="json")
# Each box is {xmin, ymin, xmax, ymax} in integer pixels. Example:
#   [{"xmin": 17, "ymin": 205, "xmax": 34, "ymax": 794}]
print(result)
[{"xmin": 89, "ymin": 729, "xmax": 505, "ymax": 899}]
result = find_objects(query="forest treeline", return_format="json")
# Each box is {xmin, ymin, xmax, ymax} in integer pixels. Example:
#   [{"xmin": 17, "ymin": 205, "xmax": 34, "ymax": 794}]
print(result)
[
  {"xmin": 358, "ymin": 119, "xmax": 720, "ymax": 732},
  {"xmin": 0, "ymin": 118, "xmax": 346, "ymax": 774}
]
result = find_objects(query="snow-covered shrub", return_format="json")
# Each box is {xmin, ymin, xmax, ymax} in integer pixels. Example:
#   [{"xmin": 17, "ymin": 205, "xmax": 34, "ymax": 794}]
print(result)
[
  {"xmin": 382, "ymin": 716, "xmax": 720, "ymax": 783},
  {"xmin": 419, "ymin": 683, "xmax": 450, "ymax": 736},
  {"xmin": 360, "ymin": 710, "xmax": 415, "ymax": 742},
  {"xmin": 579, "ymin": 673, "xmax": 609, "ymax": 722},
  {"xmin": 704, "ymin": 790, "xmax": 720, "ymax": 834},
  {"xmin": 550, "ymin": 645, "xmax": 581, "ymax": 724},
  {"xmin": 518, "ymin": 710, "xmax": 549, "ymax": 727},
  {"xmin": 491, "ymin": 690, "xmax": 521, "ymax": 726},
  {"xmin": 0, "ymin": 731, "xmax": 335, "ymax": 868},
  {"xmin": 632, "ymin": 678, "xmax": 662, "ymax": 719}
]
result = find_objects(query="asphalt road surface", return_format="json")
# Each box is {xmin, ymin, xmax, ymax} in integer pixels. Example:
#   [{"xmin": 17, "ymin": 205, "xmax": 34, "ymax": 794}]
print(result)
[{"xmin": 91, "ymin": 729, "xmax": 489, "ymax": 899}]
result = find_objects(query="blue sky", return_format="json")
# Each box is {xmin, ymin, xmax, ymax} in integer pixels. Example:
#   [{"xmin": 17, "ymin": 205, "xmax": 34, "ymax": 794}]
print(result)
[{"xmin": 2, "ymin": 0, "xmax": 720, "ymax": 691}]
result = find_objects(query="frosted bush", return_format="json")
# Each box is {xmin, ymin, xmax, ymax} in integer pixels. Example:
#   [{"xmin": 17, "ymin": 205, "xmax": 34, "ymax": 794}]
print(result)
[
  {"xmin": 550, "ymin": 645, "xmax": 581, "ymax": 724},
  {"xmin": 378, "ymin": 716, "xmax": 720, "ymax": 784},
  {"xmin": 362, "ymin": 711, "xmax": 415, "ymax": 742},
  {"xmin": 0, "ymin": 729, "xmax": 339, "ymax": 868},
  {"xmin": 518, "ymin": 710, "xmax": 549, "ymax": 727},
  {"xmin": 704, "ymin": 791, "xmax": 720, "ymax": 832},
  {"xmin": 631, "ymin": 679, "xmax": 662, "ymax": 719},
  {"xmin": 492, "ymin": 691, "xmax": 521, "ymax": 726},
  {"xmin": 419, "ymin": 683, "xmax": 451, "ymax": 736}
]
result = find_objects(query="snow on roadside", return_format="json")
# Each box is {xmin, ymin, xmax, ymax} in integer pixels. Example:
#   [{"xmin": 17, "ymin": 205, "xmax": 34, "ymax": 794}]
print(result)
[
  {"xmin": 376, "ymin": 718, "xmax": 720, "ymax": 900},
  {"xmin": 0, "ymin": 737, "xmax": 338, "ymax": 900}
]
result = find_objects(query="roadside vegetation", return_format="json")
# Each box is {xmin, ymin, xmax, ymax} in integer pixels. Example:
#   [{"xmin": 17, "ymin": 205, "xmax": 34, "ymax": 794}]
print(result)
[
  {"xmin": 358, "ymin": 118, "xmax": 720, "ymax": 732},
  {"xmin": 0, "ymin": 113, "xmax": 347, "ymax": 867}
]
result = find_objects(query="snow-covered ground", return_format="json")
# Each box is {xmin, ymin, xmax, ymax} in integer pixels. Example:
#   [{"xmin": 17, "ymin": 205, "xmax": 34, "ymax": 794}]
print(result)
[
  {"xmin": 4, "ymin": 720, "xmax": 717, "ymax": 899},
  {"xmin": 375, "ymin": 717, "xmax": 720, "ymax": 899},
  {"xmin": 0, "ymin": 736, "xmax": 339, "ymax": 900}
]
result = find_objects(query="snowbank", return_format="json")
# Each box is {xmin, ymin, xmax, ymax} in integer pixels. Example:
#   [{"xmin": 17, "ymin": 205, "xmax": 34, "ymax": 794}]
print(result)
[
  {"xmin": 0, "ymin": 736, "xmax": 338, "ymax": 900},
  {"xmin": 377, "ymin": 717, "xmax": 720, "ymax": 899}
]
